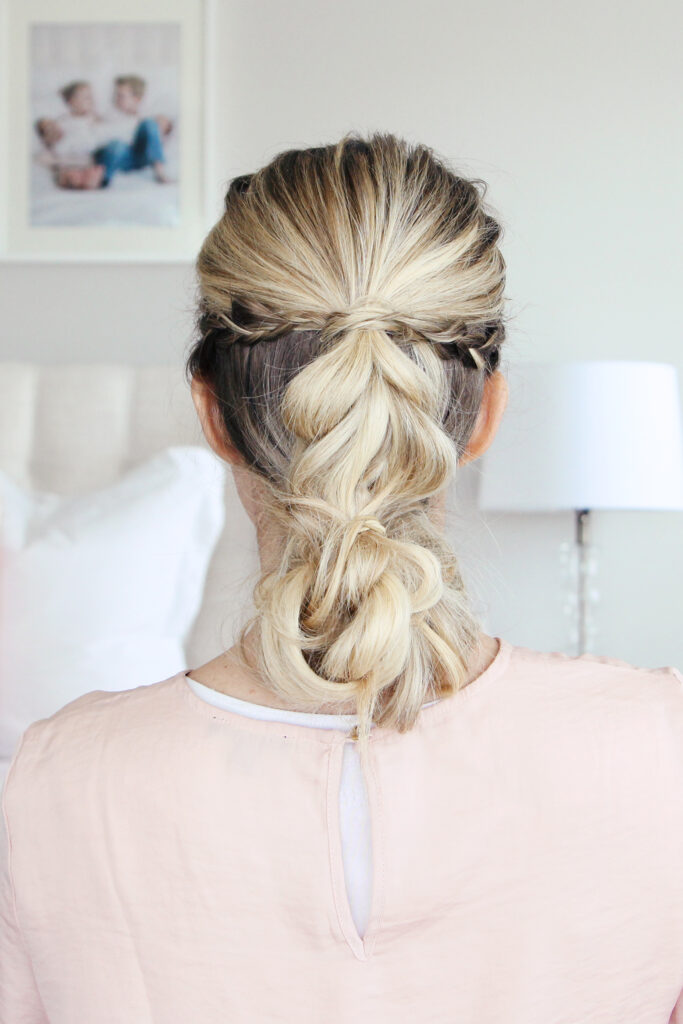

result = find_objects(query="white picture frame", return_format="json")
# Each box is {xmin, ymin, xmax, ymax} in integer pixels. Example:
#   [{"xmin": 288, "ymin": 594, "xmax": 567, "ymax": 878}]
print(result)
[{"xmin": 0, "ymin": 0, "xmax": 212, "ymax": 263}]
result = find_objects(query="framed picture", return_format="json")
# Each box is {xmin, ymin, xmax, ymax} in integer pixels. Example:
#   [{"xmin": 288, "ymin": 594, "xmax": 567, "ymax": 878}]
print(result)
[{"xmin": 0, "ymin": 0, "xmax": 210, "ymax": 261}]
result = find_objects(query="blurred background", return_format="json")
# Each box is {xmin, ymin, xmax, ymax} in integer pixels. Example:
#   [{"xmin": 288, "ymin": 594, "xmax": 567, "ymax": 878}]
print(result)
[{"xmin": 1, "ymin": 0, "xmax": 681, "ymax": 771}]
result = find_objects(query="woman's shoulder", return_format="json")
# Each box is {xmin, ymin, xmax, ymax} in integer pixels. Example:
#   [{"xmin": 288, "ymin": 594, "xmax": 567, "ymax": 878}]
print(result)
[
  {"xmin": 33, "ymin": 670, "xmax": 183, "ymax": 729},
  {"xmin": 3, "ymin": 673, "xmax": 185, "ymax": 803},
  {"xmin": 509, "ymin": 641, "xmax": 683, "ymax": 696},
  {"xmin": 502, "ymin": 642, "xmax": 683, "ymax": 757}
]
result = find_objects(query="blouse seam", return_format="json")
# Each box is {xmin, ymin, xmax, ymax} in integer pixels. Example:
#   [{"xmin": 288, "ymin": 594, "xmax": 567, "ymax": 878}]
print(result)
[
  {"xmin": 365, "ymin": 736, "xmax": 385, "ymax": 957},
  {"xmin": 2, "ymin": 725, "xmax": 50, "ymax": 1012},
  {"xmin": 325, "ymin": 744, "xmax": 347, "ymax": 945},
  {"xmin": 3, "ymin": 727, "xmax": 32, "ymax": 942}
]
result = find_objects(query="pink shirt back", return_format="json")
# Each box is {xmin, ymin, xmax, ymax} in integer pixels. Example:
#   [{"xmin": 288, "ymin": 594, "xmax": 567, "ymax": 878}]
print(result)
[{"xmin": 2, "ymin": 637, "xmax": 683, "ymax": 1023}]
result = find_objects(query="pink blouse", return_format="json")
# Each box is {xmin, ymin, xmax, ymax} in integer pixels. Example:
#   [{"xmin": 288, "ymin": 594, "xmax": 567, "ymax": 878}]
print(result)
[{"xmin": 2, "ymin": 636, "xmax": 683, "ymax": 1023}]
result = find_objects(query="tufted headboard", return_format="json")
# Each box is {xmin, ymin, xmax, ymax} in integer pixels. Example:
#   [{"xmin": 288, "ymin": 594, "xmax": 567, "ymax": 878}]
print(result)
[{"xmin": 0, "ymin": 362, "xmax": 261, "ymax": 670}]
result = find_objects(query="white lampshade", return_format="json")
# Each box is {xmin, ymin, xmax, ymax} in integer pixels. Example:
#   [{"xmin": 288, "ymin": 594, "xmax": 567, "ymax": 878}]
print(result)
[{"xmin": 478, "ymin": 360, "xmax": 683, "ymax": 512}]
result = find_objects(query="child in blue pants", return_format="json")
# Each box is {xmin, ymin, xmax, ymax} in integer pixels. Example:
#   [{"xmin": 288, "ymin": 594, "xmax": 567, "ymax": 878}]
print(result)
[
  {"xmin": 94, "ymin": 116, "xmax": 171, "ymax": 186},
  {"xmin": 93, "ymin": 75, "xmax": 173, "ymax": 186}
]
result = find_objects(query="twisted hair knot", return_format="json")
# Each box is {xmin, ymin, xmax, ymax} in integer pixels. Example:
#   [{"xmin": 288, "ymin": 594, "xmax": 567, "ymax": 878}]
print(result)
[
  {"xmin": 321, "ymin": 297, "xmax": 487, "ymax": 371},
  {"xmin": 351, "ymin": 514, "xmax": 387, "ymax": 538},
  {"xmin": 322, "ymin": 298, "xmax": 408, "ymax": 341}
]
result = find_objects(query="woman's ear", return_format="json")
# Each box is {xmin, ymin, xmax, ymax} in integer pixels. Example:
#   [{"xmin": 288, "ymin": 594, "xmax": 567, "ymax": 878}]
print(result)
[
  {"xmin": 190, "ymin": 377, "xmax": 242, "ymax": 465},
  {"xmin": 459, "ymin": 370, "xmax": 508, "ymax": 466}
]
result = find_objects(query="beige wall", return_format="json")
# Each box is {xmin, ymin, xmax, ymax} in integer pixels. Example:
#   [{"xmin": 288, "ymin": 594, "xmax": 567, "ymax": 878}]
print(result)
[{"xmin": 1, "ymin": 0, "xmax": 681, "ymax": 666}]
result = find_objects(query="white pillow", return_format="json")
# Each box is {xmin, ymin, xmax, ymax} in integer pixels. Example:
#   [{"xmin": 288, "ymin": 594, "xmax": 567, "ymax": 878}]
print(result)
[{"xmin": 0, "ymin": 445, "xmax": 227, "ymax": 764}]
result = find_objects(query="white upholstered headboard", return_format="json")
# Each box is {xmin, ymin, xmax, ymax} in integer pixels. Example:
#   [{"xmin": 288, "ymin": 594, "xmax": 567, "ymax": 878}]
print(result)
[{"xmin": 0, "ymin": 362, "xmax": 260, "ymax": 669}]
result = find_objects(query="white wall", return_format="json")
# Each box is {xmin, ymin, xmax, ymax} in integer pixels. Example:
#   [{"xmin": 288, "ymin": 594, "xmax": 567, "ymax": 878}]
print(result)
[{"xmin": 1, "ymin": 0, "xmax": 681, "ymax": 667}]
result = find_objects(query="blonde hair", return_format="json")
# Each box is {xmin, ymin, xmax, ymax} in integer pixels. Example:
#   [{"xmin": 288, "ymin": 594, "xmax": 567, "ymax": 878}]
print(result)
[{"xmin": 185, "ymin": 132, "xmax": 508, "ymax": 762}]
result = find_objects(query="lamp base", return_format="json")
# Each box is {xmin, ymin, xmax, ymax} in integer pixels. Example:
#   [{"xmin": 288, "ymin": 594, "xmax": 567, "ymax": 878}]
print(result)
[{"xmin": 559, "ymin": 509, "xmax": 600, "ymax": 656}]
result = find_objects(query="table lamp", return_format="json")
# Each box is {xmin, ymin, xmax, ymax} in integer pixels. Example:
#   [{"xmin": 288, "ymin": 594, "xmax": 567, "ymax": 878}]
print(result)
[{"xmin": 478, "ymin": 361, "xmax": 683, "ymax": 655}]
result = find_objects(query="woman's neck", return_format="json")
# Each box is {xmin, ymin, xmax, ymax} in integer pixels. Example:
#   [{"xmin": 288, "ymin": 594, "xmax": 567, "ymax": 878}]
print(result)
[{"xmin": 185, "ymin": 629, "xmax": 500, "ymax": 716}]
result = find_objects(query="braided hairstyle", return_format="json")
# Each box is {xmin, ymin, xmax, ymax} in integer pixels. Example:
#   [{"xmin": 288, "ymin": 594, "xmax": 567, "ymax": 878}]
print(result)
[{"xmin": 185, "ymin": 131, "xmax": 508, "ymax": 761}]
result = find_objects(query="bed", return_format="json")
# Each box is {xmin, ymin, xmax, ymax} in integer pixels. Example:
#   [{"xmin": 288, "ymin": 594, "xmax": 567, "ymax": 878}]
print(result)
[{"xmin": 0, "ymin": 361, "xmax": 260, "ymax": 784}]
